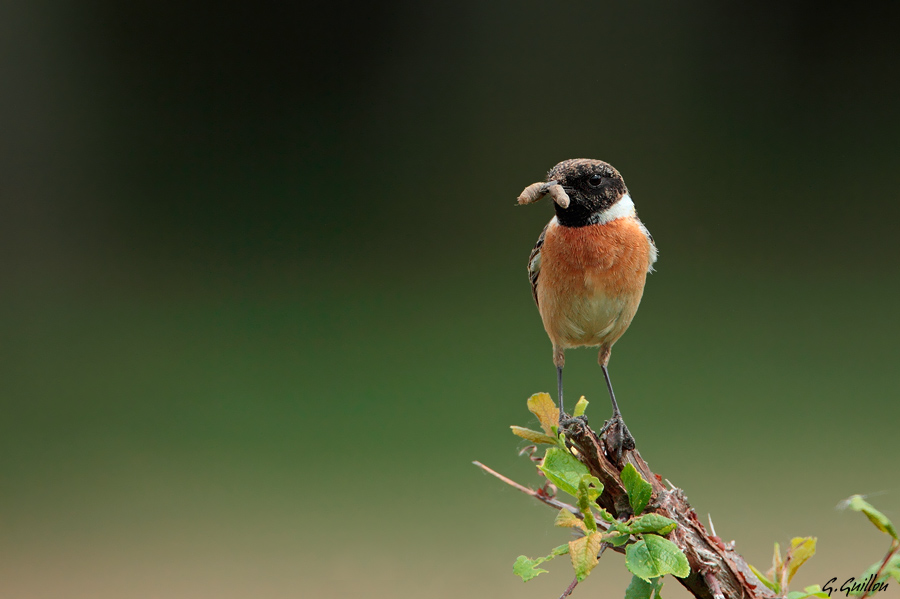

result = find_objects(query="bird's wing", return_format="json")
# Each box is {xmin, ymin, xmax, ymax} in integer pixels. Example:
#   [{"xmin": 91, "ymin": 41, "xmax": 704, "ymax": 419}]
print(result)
[
  {"xmin": 527, "ymin": 223, "xmax": 549, "ymax": 307},
  {"xmin": 635, "ymin": 218, "xmax": 658, "ymax": 271}
]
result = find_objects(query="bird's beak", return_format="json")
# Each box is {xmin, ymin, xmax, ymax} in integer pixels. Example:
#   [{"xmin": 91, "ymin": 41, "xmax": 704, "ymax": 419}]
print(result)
[{"xmin": 516, "ymin": 180, "xmax": 570, "ymax": 209}]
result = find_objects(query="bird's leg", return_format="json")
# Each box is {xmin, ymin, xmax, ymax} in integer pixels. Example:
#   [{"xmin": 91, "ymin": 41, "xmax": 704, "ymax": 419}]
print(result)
[
  {"xmin": 555, "ymin": 349, "xmax": 589, "ymax": 438},
  {"xmin": 557, "ymin": 365, "xmax": 564, "ymax": 421},
  {"xmin": 602, "ymin": 363, "xmax": 623, "ymax": 421},
  {"xmin": 553, "ymin": 346, "xmax": 566, "ymax": 425},
  {"xmin": 597, "ymin": 349, "xmax": 635, "ymax": 464}
]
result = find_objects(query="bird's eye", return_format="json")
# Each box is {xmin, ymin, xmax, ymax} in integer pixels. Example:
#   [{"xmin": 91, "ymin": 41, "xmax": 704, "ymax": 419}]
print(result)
[{"xmin": 588, "ymin": 174, "xmax": 603, "ymax": 187}]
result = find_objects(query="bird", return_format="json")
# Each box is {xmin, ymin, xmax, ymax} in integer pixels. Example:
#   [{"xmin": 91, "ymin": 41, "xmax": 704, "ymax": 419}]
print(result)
[{"xmin": 517, "ymin": 158, "xmax": 657, "ymax": 456}]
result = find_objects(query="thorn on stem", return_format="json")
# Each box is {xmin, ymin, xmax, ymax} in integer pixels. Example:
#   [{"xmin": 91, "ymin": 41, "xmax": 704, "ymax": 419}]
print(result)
[{"xmin": 702, "ymin": 567, "xmax": 726, "ymax": 599}]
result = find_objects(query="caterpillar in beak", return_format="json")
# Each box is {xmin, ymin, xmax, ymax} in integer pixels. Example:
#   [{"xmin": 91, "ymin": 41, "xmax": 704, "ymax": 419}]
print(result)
[{"xmin": 516, "ymin": 181, "xmax": 570, "ymax": 209}]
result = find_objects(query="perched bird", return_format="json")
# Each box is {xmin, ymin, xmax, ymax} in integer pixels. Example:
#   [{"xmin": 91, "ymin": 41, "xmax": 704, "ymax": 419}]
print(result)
[{"xmin": 518, "ymin": 158, "xmax": 657, "ymax": 455}]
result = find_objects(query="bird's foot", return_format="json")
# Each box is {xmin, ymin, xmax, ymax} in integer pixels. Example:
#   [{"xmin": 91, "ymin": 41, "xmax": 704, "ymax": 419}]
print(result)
[
  {"xmin": 598, "ymin": 413, "xmax": 635, "ymax": 466},
  {"xmin": 559, "ymin": 414, "xmax": 588, "ymax": 435}
]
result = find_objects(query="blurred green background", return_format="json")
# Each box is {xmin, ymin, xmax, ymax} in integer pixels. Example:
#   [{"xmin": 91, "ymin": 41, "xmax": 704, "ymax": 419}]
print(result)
[{"xmin": 2, "ymin": 2, "xmax": 899, "ymax": 598}]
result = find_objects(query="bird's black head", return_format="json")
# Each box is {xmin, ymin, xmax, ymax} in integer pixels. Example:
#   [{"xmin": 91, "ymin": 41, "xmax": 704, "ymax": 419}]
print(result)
[{"xmin": 546, "ymin": 159, "xmax": 628, "ymax": 227}]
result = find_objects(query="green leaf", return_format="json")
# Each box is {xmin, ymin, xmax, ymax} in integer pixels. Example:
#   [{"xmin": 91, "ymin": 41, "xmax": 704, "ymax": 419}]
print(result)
[
  {"xmin": 625, "ymin": 534, "xmax": 690, "ymax": 582},
  {"xmin": 569, "ymin": 531, "xmax": 604, "ymax": 582},
  {"xmin": 625, "ymin": 575, "xmax": 663, "ymax": 599},
  {"xmin": 576, "ymin": 474, "xmax": 604, "ymax": 532},
  {"xmin": 786, "ymin": 592, "xmax": 828, "ymax": 599},
  {"xmin": 786, "ymin": 537, "xmax": 816, "ymax": 583},
  {"xmin": 609, "ymin": 521, "xmax": 631, "ymax": 534},
  {"xmin": 540, "ymin": 447, "xmax": 590, "ymax": 497},
  {"xmin": 555, "ymin": 509, "xmax": 587, "ymax": 532},
  {"xmin": 527, "ymin": 393, "xmax": 560, "ymax": 436},
  {"xmin": 888, "ymin": 554, "xmax": 900, "ymax": 582},
  {"xmin": 510, "ymin": 425, "xmax": 558, "ymax": 445},
  {"xmin": 644, "ymin": 533, "xmax": 690, "ymax": 578},
  {"xmin": 603, "ymin": 530, "xmax": 631, "ymax": 546},
  {"xmin": 850, "ymin": 554, "xmax": 900, "ymax": 595},
  {"xmin": 513, "ymin": 555, "xmax": 548, "ymax": 582},
  {"xmin": 621, "ymin": 463, "xmax": 653, "ymax": 516},
  {"xmin": 773, "ymin": 541, "xmax": 784, "ymax": 587},
  {"xmin": 604, "ymin": 521, "xmax": 632, "ymax": 545},
  {"xmin": 512, "ymin": 544, "xmax": 570, "ymax": 582},
  {"xmin": 573, "ymin": 396, "xmax": 589, "ymax": 417},
  {"xmin": 596, "ymin": 507, "xmax": 616, "ymax": 523},
  {"xmin": 625, "ymin": 575, "xmax": 653, "ymax": 599},
  {"xmin": 803, "ymin": 585, "xmax": 824, "ymax": 594},
  {"xmin": 625, "ymin": 540, "xmax": 656, "ymax": 581},
  {"xmin": 579, "ymin": 474, "xmax": 603, "ymax": 502},
  {"xmin": 749, "ymin": 563, "xmax": 780, "ymax": 594},
  {"xmin": 628, "ymin": 514, "xmax": 678, "ymax": 535},
  {"xmin": 845, "ymin": 495, "xmax": 898, "ymax": 540}
]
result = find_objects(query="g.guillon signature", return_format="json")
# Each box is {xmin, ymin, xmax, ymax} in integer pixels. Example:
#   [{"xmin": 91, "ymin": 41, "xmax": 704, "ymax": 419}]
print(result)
[{"xmin": 822, "ymin": 574, "xmax": 889, "ymax": 597}]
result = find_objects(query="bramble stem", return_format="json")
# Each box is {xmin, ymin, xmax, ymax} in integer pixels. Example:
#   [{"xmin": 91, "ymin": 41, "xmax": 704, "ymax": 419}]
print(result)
[
  {"xmin": 861, "ymin": 539, "xmax": 899, "ymax": 599},
  {"xmin": 559, "ymin": 577, "xmax": 578, "ymax": 598}
]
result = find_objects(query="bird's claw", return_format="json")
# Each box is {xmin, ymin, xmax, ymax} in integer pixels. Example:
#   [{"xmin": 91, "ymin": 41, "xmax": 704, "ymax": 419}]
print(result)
[
  {"xmin": 599, "ymin": 413, "xmax": 635, "ymax": 466},
  {"xmin": 559, "ymin": 414, "xmax": 588, "ymax": 430}
]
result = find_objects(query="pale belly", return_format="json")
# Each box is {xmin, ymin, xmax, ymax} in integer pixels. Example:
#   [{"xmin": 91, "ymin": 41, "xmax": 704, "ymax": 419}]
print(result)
[{"xmin": 538, "ymin": 283, "xmax": 641, "ymax": 349}]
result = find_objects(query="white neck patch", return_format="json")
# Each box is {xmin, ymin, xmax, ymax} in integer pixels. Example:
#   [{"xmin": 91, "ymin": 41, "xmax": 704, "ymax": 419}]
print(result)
[{"xmin": 593, "ymin": 193, "xmax": 636, "ymax": 225}]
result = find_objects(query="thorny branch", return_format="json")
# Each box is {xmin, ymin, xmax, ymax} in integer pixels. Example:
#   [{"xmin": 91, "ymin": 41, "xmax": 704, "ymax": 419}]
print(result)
[{"xmin": 477, "ymin": 417, "xmax": 778, "ymax": 599}]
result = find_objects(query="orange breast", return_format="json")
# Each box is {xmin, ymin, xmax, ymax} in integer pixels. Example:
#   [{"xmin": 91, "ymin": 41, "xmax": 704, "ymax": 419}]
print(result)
[{"xmin": 537, "ymin": 216, "xmax": 652, "ymax": 349}]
